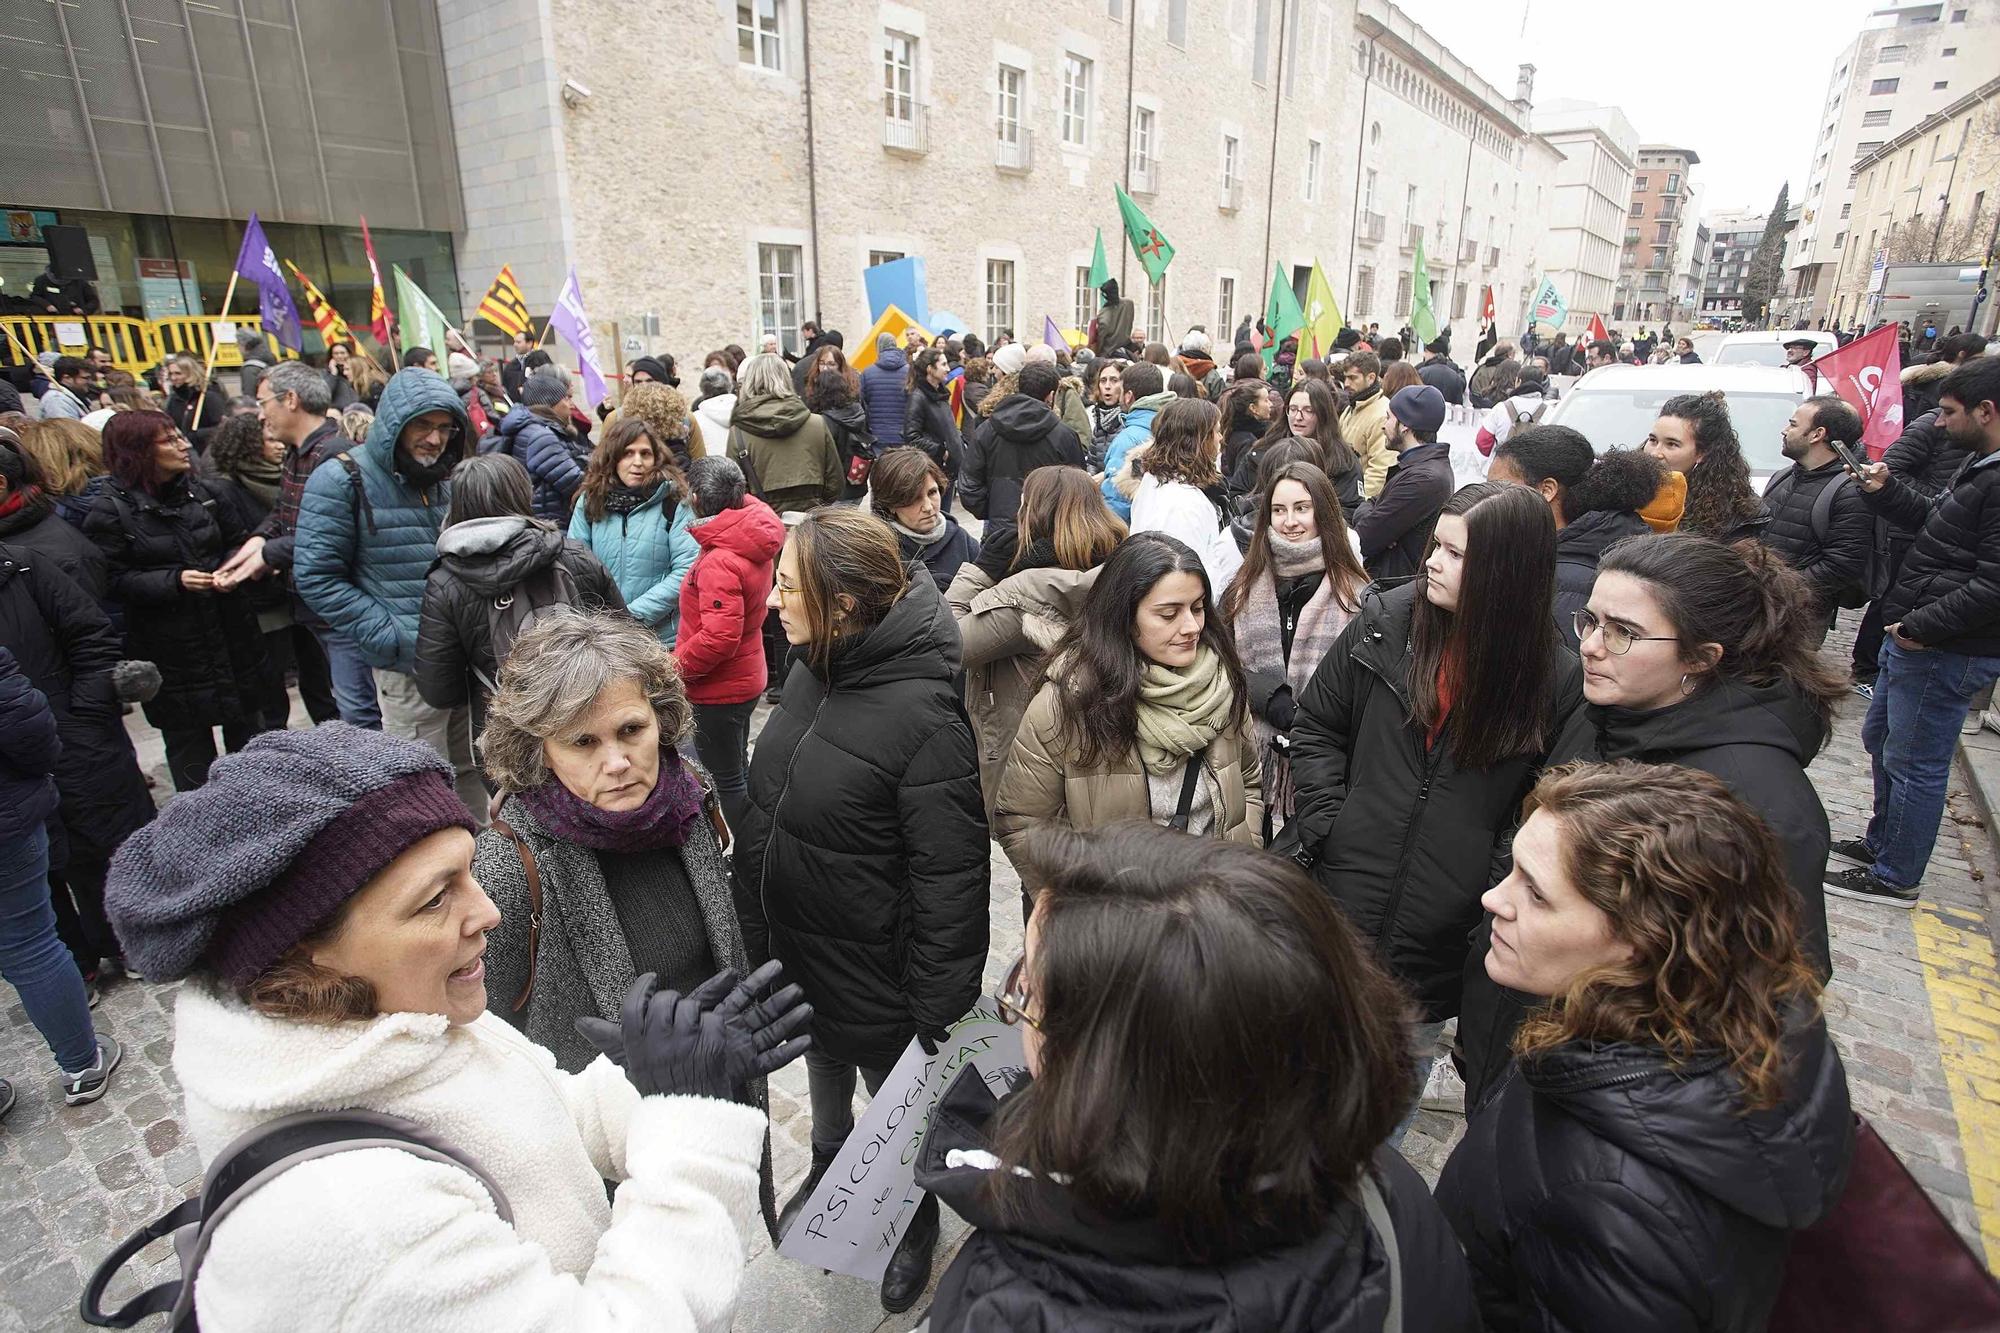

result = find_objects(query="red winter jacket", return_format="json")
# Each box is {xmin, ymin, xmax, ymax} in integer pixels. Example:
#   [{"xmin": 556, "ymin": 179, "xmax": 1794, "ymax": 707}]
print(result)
[{"xmin": 674, "ymin": 496, "xmax": 786, "ymax": 705}]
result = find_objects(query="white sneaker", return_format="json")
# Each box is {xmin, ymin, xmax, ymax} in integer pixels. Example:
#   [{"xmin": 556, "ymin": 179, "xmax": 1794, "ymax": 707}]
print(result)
[
  {"xmin": 1984, "ymin": 708, "xmax": 2000, "ymax": 735},
  {"xmin": 1419, "ymin": 1058, "xmax": 1467, "ymax": 1114}
]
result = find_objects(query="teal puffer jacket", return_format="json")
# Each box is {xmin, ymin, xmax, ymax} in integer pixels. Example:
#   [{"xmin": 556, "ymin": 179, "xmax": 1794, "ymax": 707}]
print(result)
[
  {"xmin": 294, "ymin": 370, "xmax": 470, "ymax": 673},
  {"xmin": 567, "ymin": 480, "xmax": 699, "ymax": 640}
]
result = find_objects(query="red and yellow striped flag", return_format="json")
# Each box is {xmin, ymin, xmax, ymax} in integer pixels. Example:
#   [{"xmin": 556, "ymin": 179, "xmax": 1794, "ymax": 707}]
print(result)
[
  {"xmin": 281, "ymin": 259, "xmax": 354, "ymax": 349},
  {"xmin": 476, "ymin": 265, "xmax": 532, "ymax": 338}
]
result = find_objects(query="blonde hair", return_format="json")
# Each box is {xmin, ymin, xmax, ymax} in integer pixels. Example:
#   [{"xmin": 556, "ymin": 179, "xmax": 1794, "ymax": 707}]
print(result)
[
  {"xmin": 736, "ymin": 352, "xmax": 798, "ymax": 402},
  {"xmin": 16, "ymin": 417, "xmax": 104, "ymax": 495}
]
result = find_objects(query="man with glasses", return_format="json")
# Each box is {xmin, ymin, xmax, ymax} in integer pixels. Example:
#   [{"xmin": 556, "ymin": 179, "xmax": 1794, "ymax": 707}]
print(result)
[{"xmin": 292, "ymin": 368, "xmax": 486, "ymax": 820}]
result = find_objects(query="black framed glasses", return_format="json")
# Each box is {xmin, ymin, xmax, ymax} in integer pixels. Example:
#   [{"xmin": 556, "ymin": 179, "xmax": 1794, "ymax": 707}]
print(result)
[
  {"xmin": 1572, "ymin": 608, "xmax": 1677, "ymax": 656},
  {"xmin": 996, "ymin": 953, "xmax": 1040, "ymax": 1031}
]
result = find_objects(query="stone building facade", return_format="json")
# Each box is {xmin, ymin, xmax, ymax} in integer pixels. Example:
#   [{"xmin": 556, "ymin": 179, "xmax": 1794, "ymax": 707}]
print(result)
[{"xmin": 439, "ymin": 0, "xmax": 1564, "ymax": 371}]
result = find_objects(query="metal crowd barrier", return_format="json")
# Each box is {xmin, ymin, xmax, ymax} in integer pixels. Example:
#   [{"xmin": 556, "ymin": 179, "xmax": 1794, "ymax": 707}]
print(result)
[{"xmin": 0, "ymin": 314, "xmax": 296, "ymax": 377}]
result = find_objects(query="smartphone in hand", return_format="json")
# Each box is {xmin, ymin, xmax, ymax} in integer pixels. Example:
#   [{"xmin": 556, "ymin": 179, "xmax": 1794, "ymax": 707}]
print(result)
[{"xmin": 1830, "ymin": 437, "xmax": 1869, "ymax": 479}]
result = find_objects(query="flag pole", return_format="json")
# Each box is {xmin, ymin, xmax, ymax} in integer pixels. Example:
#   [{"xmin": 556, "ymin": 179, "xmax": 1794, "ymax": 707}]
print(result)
[{"xmin": 190, "ymin": 266, "xmax": 242, "ymax": 434}]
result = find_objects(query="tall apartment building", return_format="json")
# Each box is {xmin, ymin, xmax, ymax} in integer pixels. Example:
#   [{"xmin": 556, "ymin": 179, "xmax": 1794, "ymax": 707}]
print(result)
[
  {"xmin": 1831, "ymin": 74, "xmax": 2000, "ymax": 330},
  {"xmin": 1678, "ymin": 214, "xmax": 1710, "ymax": 325},
  {"xmin": 1613, "ymin": 146, "xmax": 1699, "ymax": 325},
  {"xmin": 1701, "ymin": 209, "xmax": 1767, "ymax": 320},
  {"xmin": 439, "ymin": 0, "xmax": 1565, "ymax": 363},
  {"xmin": 1530, "ymin": 100, "xmax": 1639, "ymax": 333},
  {"xmin": 1780, "ymin": 0, "xmax": 2000, "ymax": 326}
]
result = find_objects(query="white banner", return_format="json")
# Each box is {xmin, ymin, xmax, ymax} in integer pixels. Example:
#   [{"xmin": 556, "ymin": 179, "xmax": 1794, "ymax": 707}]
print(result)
[{"xmin": 778, "ymin": 999, "xmax": 1026, "ymax": 1281}]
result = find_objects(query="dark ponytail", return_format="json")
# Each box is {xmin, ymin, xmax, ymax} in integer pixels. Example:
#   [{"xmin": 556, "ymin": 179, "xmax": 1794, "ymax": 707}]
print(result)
[{"xmin": 1598, "ymin": 532, "xmax": 1846, "ymax": 735}]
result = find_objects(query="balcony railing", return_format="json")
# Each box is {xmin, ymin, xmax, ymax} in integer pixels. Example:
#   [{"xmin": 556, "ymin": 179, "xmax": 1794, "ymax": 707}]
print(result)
[
  {"xmin": 1459, "ymin": 240, "xmax": 1478, "ymax": 263},
  {"xmin": 883, "ymin": 103, "xmax": 929, "ymax": 155},
  {"xmin": 1401, "ymin": 223, "xmax": 1424, "ymax": 252},
  {"xmin": 1130, "ymin": 160, "xmax": 1159, "ymax": 194},
  {"xmin": 1219, "ymin": 178, "xmax": 1244, "ymax": 212},
  {"xmin": 1360, "ymin": 211, "xmax": 1386, "ymax": 243},
  {"xmin": 994, "ymin": 127, "xmax": 1032, "ymax": 172}
]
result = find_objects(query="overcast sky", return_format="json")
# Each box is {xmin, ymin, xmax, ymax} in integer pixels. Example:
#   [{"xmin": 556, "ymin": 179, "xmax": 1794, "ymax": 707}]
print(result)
[{"xmin": 1392, "ymin": 0, "xmax": 1880, "ymax": 215}]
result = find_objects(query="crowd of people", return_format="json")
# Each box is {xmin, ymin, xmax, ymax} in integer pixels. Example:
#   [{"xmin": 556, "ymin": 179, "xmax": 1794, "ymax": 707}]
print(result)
[{"xmin": 1, "ymin": 303, "xmax": 1997, "ymax": 1331}]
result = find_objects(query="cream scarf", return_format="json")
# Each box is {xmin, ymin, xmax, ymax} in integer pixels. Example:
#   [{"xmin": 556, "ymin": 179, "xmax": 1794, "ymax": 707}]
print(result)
[{"xmin": 1134, "ymin": 644, "xmax": 1237, "ymax": 774}]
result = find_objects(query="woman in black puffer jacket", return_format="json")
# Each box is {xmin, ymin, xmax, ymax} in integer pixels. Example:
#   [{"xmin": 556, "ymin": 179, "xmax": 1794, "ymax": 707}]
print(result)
[
  {"xmin": 1437, "ymin": 761, "xmax": 1852, "ymax": 1333},
  {"xmin": 414, "ymin": 454, "xmax": 625, "ymax": 737},
  {"xmin": 82, "ymin": 410, "xmax": 268, "ymax": 790},
  {"xmin": 734, "ymin": 506, "xmax": 987, "ymax": 1315},
  {"xmin": 902, "ymin": 348, "xmax": 963, "ymax": 497}
]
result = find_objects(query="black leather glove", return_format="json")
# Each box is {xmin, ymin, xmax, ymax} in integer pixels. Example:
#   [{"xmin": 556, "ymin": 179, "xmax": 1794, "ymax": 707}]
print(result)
[
  {"xmin": 1264, "ymin": 684, "xmax": 1297, "ymax": 732},
  {"xmin": 916, "ymin": 1026, "xmax": 951, "ymax": 1057},
  {"xmin": 576, "ymin": 961, "xmax": 814, "ymax": 1099}
]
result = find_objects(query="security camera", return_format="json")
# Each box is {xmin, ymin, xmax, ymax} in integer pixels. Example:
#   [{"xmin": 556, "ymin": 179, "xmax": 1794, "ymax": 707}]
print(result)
[{"xmin": 561, "ymin": 79, "xmax": 592, "ymax": 106}]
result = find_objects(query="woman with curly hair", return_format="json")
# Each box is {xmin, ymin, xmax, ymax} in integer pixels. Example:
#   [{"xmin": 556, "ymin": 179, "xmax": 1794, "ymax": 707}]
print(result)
[
  {"xmin": 1645, "ymin": 390, "xmax": 1768, "ymax": 541},
  {"xmin": 1437, "ymin": 760, "xmax": 1852, "ymax": 1333}
]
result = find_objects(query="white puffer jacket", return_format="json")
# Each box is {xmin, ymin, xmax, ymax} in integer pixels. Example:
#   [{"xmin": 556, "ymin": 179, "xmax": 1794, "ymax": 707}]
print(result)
[{"xmin": 173, "ymin": 982, "xmax": 764, "ymax": 1332}]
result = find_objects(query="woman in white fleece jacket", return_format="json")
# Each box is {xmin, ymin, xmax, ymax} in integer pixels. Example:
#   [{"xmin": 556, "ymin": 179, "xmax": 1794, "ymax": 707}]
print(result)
[
  {"xmin": 104, "ymin": 722, "xmax": 809, "ymax": 1332},
  {"xmin": 1117, "ymin": 396, "xmax": 1243, "ymax": 592}
]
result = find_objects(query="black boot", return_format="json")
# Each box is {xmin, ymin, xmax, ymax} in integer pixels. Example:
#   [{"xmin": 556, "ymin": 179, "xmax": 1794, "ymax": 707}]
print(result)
[
  {"xmin": 776, "ymin": 1148, "xmax": 836, "ymax": 1240},
  {"xmin": 880, "ymin": 1192, "xmax": 939, "ymax": 1313}
]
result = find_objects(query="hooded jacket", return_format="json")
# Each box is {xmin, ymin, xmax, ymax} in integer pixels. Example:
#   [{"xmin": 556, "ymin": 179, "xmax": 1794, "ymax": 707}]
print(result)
[
  {"xmin": 1457, "ymin": 677, "xmax": 1834, "ymax": 1108},
  {"xmin": 817, "ymin": 397, "xmax": 875, "ymax": 501},
  {"xmin": 859, "ymin": 346, "xmax": 910, "ymax": 445},
  {"xmin": 491, "ymin": 405, "xmax": 589, "ymax": 523},
  {"xmin": 295, "ymin": 370, "xmax": 471, "ymax": 674},
  {"xmin": 946, "ymin": 559, "xmax": 1100, "ymax": 815},
  {"xmin": 1554, "ymin": 508, "xmax": 1650, "ymax": 649},
  {"xmin": 84, "ymin": 475, "xmax": 269, "ymax": 732},
  {"xmin": 674, "ymin": 496, "xmax": 786, "ymax": 706},
  {"xmin": 1437, "ymin": 1012, "xmax": 1853, "ymax": 1333},
  {"xmin": 692, "ymin": 391, "xmax": 739, "ymax": 460},
  {"xmin": 1091, "ymin": 284, "xmax": 1137, "ymax": 356},
  {"xmin": 0, "ymin": 487, "xmax": 107, "ymax": 599},
  {"xmin": 0, "ymin": 646, "xmax": 60, "ymax": 845},
  {"xmin": 732, "ymin": 574, "xmax": 989, "ymax": 1069},
  {"xmin": 1099, "ymin": 394, "xmax": 1175, "ymax": 521},
  {"xmin": 904, "ymin": 380, "xmax": 965, "ymax": 480},
  {"xmin": 1901, "ymin": 356, "xmax": 1955, "ymax": 425},
  {"xmin": 726, "ymin": 391, "xmax": 843, "ymax": 515},
  {"xmin": 413, "ymin": 516, "xmax": 625, "ymax": 719},
  {"xmin": 1353, "ymin": 440, "xmax": 1454, "ymax": 582},
  {"xmin": 959, "ymin": 393, "xmax": 1087, "ymax": 530},
  {"xmin": 566, "ymin": 480, "xmax": 699, "ymax": 638},
  {"xmin": 913, "ymin": 1069, "xmax": 1482, "ymax": 1333},
  {"xmin": 170, "ymin": 981, "xmax": 766, "ymax": 1332},
  {"xmin": 1290, "ymin": 582, "xmax": 1583, "ymax": 1021}
]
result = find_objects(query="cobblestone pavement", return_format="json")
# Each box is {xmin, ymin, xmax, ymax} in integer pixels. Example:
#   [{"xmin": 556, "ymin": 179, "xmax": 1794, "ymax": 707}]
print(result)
[{"xmin": 5, "ymin": 612, "xmax": 1999, "ymax": 1330}]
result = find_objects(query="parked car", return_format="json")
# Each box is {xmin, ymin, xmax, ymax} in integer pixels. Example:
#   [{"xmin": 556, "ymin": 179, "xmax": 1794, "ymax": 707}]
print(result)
[
  {"xmin": 1711, "ymin": 330, "xmax": 1838, "ymax": 367},
  {"xmin": 1541, "ymin": 363, "xmax": 1809, "ymax": 489}
]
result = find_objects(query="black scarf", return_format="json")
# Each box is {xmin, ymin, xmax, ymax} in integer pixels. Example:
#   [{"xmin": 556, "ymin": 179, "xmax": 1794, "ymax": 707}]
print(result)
[
  {"xmin": 395, "ymin": 445, "xmax": 456, "ymax": 488},
  {"xmin": 605, "ymin": 482, "xmax": 653, "ymax": 515},
  {"xmin": 1348, "ymin": 382, "xmax": 1380, "ymax": 406}
]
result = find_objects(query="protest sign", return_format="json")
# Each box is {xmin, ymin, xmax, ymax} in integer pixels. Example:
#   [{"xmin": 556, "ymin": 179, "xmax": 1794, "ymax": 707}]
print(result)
[{"xmin": 778, "ymin": 999, "xmax": 1025, "ymax": 1281}]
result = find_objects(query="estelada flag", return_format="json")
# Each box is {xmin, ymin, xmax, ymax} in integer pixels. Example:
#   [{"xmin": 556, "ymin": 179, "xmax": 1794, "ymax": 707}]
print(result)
[
  {"xmin": 1480, "ymin": 285, "xmax": 1496, "ymax": 325},
  {"xmin": 359, "ymin": 214, "xmax": 393, "ymax": 345},
  {"xmin": 281, "ymin": 259, "xmax": 354, "ymax": 349},
  {"xmin": 1807, "ymin": 324, "xmax": 1905, "ymax": 459},
  {"xmin": 477, "ymin": 265, "xmax": 532, "ymax": 338},
  {"xmin": 1587, "ymin": 313, "xmax": 1611, "ymax": 344}
]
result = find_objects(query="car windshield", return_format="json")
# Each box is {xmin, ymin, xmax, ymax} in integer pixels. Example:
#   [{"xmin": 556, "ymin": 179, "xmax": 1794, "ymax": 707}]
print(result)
[
  {"xmin": 1713, "ymin": 341, "xmax": 1793, "ymax": 367},
  {"xmin": 1551, "ymin": 387, "xmax": 1800, "ymax": 475}
]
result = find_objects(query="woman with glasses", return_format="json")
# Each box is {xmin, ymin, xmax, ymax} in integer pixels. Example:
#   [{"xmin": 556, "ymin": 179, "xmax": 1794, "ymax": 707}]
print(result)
[
  {"xmin": 1234, "ymin": 378, "xmax": 1360, "ymax": 521},
  {"xmin": 1290, "ymin": 482, "xmax": 1579, "ymax": 1114},
  {"xmin": 1437, "ymin": 761, "xmax": 1851, "ymax": 1333},
  {"xmin": 1456, "ymin": 532, "xmax": 1842, "ymax": 1110},
  {"xmin": 735, "ymin": 506, "xmax": 987, "ymax": 1315},
  {"xmin": 912, "ymin": 822, "xmax": 1479, "ymax": 1331}
]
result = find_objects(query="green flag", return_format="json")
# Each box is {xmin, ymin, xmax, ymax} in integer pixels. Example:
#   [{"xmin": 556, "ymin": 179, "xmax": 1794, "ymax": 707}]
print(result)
[
  {"xmin": 1409, "ymin": 235, "xmax": 1438, "ymax": 345},
  {"xmin": 1115, "ymin": 185, "xmax": 1174, "ymax": 284},
  {"xmin": 1088, "ymin": 229, "xmax": 1110, "ymax": 291},
  {"xmin": 1263, "ymin": 265, "xmax": 1306, "ymax": 367},
  {"xmin": 393, "ymin": 264, "xmax": 455, "ymax": 356}
]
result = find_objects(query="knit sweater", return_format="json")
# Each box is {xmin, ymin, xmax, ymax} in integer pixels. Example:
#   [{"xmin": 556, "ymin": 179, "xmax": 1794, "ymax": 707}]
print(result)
[{"xmin": 173, "ymin": 982, "xmax": 764, "ymax": 1332}]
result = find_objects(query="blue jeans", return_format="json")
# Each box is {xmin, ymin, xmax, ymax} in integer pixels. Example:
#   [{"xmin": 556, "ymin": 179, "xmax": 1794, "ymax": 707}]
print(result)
[
  {"xmin": 0, "ymin": 827, "xmax": 98, "ymax": 1074},
  {"xmin": 1861, "ymin": 638, "xmax": 2000, "ymax": 889},
  {"xmin": 312, "ymin": 626, "xmax": 382, "ymax": 730}
]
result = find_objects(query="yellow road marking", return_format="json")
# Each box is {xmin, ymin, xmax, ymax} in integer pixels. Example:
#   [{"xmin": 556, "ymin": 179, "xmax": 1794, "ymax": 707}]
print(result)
[{"xmin": 1914, "ymin": 903, "xmax": 2000, "ymax": 1267}]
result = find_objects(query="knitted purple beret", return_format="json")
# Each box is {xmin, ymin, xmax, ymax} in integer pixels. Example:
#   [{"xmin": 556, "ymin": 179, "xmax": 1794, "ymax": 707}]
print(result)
[{"xmin": 105, "ymin": 723, "xmax": 475, "ymax": 984}]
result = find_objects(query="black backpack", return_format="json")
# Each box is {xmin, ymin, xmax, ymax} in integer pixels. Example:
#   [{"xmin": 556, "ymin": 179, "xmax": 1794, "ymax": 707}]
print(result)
[
  {"xmin": 82, "ymin": 1110, "xmax": 510, "ymax": 1330},
  {"xmin": 475, "ymin": 560, "xmax": 580, "ymax": 694},
  {"xmin": 1809, "ymin": 472, "xmax": 1892, "ymax": 609}
]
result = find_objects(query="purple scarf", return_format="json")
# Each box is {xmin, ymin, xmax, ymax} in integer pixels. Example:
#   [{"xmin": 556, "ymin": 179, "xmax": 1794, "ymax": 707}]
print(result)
[{"xmin": 517, "ymin": 747, "xmax": 705, "ymax": 850}]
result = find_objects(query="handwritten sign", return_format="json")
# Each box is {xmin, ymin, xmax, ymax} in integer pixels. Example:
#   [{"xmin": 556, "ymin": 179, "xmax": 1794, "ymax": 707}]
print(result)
[{"xmin": 778, "ymin": 999, "xmax": 1025, "ymax": 1280}]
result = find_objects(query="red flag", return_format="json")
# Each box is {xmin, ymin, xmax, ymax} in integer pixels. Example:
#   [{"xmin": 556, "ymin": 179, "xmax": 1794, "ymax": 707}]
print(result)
[
  {"xmin": 1248, "ymin": 322, "xmax": 1266, "ymax": 352},
  {"xmin": 359, "ymin": 214, "xmax": 393, "ymax": 345},
  {"xmin": 1480, "ymin": 286, "xmax": 1496, "ymax": 325},
  {"xmin": 1586, "ymin": 313, "xmax": 1610, "ymax": 344},
  {"xmin": 1807, "ymin": 325, "xmax": 1905, "ymax": 459}
]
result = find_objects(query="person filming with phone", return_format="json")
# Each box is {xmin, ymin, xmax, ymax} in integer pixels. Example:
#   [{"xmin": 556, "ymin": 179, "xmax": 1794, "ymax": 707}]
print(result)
[{"xmin": 1760, "ymin": 394, "xmax": 1877, "ymax": 634}]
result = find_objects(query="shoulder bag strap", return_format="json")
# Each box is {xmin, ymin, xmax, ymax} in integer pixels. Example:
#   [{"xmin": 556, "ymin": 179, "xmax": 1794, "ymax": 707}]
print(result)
[
  {"xmin": 489, "ymin": 816, "xmax": 544, "ymax": 1013},
  {"xmin": 1355, "ymin": 1168, "xmax": 1403, "ymax": 1333},
  {"xmin": 1167, "ymin": 745, "xmax": 1211, "ymax": 833}
]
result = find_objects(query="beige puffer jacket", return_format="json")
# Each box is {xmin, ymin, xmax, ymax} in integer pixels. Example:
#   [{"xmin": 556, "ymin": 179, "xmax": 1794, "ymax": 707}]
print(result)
[
  {"xmin": 947, "ymin": 561, "xmax": 1100, "ymax": 814},
  {"xmin": 991, "ymin": 679, "xmax": 1263, "ymax": 866}
]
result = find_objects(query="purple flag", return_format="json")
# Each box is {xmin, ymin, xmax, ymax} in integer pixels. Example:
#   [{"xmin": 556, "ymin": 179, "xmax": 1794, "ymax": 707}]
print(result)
[
  {"xmin": 1043, "ymin": 314, "xmax": 1064, "ymax": 350},
  {"xmin": 233, "ymin": 213, "xmax": 303, "ymax": 352},
  {"xmin": 548, "ymin": 266, "xmax": 608, "ymax": 409}
]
